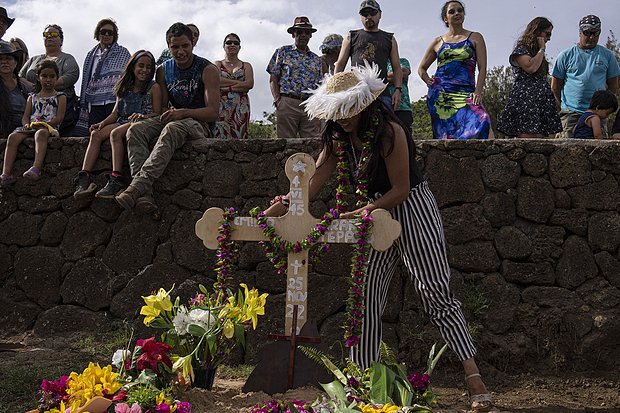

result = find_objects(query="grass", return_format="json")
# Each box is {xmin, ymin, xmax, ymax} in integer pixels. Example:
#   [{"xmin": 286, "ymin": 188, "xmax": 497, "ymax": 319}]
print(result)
[
  {"xmin": 463, "ymin": 282, "xmax": 489, "ymax": 319},
  {"xmin": 216, "ymin": 363, "xmax": 256, "ymax": 379}
]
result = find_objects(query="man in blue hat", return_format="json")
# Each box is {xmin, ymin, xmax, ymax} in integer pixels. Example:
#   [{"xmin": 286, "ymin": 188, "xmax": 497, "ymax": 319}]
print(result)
[
  {"xmin": 552, "ymin": 15, "xmax": 620, "ymax": 138},
  {"xmin": 334, "ymin": 0, "xmax": 402, "ymax": 110}
]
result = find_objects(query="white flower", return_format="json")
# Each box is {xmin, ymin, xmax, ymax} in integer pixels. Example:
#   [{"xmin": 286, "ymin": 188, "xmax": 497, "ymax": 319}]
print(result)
[
  {"xmin": 111, "ymin": 349, "xmax": 131, "ymax": 368},
  {"xmin": 188, "ymin": 308, "xmax": 217, "ymax": 331},
  {"xmin": 172, "ymin": 305, "xmax": 191, "ymax": 335}
]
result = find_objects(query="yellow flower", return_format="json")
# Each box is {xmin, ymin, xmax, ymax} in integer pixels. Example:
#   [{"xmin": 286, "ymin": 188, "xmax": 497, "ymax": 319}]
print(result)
[
  {"xmin": 223, "ymin": 318, "xmax": 235, "ymax": 339},
  {"xmin": 65, "ymin": 363, "xmax": 121, "ymax": 409},
  {"xmin": 172, "ymin": 354, "xmax": 195, "ymax": 382},
  {"xmin": 239, "ymin": 283, "xmax": 268, "ymax": 329},
  {"xmin": 140, "ymin": 286, "xmax": 174, "ymax": 325},
  {"xmin": 360, "ymin": 403, "xmax": 401, "ymax": 413}
]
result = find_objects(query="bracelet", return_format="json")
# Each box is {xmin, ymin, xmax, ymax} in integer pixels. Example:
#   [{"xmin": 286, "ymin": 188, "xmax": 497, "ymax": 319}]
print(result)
[
  {"xmin": 539, "ymin": 48, "xmax": 546, "ymax": 53},
  {"xmin": 394, "ymin": 86, "xmax": 402, "ymax": 91}
]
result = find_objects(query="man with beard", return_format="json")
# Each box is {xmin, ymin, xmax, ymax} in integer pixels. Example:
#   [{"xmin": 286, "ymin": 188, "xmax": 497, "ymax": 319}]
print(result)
[
  {"xmin": 551, "ymin": 15, "xmax": 619, "ymax": 138},
  {"xmin": 267, "ymin": 16, "xmax": 322, "ymax": 139},
  {"xmin": 334, "ymin": 0, "xmax": 402, "ymax": 110},
  {"xmin": 116, "ymin": 22, "xmax": 219, "ymax": 215}
]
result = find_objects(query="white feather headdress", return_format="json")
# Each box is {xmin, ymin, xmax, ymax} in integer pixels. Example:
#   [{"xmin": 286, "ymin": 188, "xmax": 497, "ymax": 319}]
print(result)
[{"xmin": 302, "ymin": 62, "xmax": 387, "ymax": 121}]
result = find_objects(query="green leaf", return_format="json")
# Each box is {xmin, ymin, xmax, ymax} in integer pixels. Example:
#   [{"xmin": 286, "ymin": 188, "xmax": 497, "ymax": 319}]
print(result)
[
  {"xmin": 320, "ymin": 380, "xmax": 347, "ymax": 402},
  {"xmin": 287, "ymin": 401, "xmax": 300, "ymax": 413},
  {"xmin": 234, "ymin": 323, "xmax": 246, "ymax": 348},
  {"xmin": 369, "ymin": 362, "xmax": 395, "ymax": 405},
  {"xmin": 393, "ymin": 380, "xmax": 413, "ymax": 407},
  {"xmin": 199, "ymin": 284, "xmax": 209, "ymax": 295},
  {"xmin": 206, "ymin": 333, "xmax": 217, "ymax": 355},
  {"xmin": 425, "ymin": 342, "xmax": 449, "ymax": 376},
  {"xmin": 148, "ymin": 318, "xmax": 171, "ymax": 329},
  {"xmin": 135, "ymin": 369, "xmax": 157, "ymax": 384},
  {"xmin": 187, "ymin": 324, "xmax": 207, "ymax": 337}
]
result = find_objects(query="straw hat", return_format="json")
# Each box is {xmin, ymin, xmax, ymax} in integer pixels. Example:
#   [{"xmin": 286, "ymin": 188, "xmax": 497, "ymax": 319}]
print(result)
[{"xmin": 302, "ymin": 62, "xmax": 387, "ymax": 121}]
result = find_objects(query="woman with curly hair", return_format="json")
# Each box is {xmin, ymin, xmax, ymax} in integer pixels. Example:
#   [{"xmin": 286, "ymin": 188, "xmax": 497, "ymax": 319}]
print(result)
[
  {"xmin": 418, "ymin": 0, "xmax": 492, "ymax": 139},
  {"xmin": 497, "ymin": 17, "xmax": 561, "ymax": 137}
]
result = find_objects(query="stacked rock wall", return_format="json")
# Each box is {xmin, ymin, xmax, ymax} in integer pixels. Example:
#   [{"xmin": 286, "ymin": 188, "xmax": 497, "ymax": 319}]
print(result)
[{"xmin": 1, "ymin": 137, "xmax": 619, "ymax": 374}]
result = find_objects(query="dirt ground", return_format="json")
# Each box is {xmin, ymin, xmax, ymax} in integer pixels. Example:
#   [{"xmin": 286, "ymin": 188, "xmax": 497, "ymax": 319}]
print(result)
[{"xmin": 2, "ymin": 342, "xmax": 619, "ymax": 413}]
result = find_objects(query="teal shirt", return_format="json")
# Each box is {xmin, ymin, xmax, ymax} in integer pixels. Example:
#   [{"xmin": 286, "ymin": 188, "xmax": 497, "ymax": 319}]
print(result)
[
  {"xmin": 552, "ymin": 44, "xmax": 620, "ymax": 113},
  {"xmin": 387, "ymin": 58, "xmax": 412, "ymax": 112}
]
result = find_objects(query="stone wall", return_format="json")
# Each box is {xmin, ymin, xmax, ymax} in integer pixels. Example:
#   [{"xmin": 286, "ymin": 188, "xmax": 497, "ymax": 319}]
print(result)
[{"xmin": 1, "ymin": 137, "xmax": 619, "ymax": 374}]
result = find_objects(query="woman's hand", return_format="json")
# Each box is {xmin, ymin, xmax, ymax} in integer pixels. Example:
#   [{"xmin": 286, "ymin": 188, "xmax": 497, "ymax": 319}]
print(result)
[
  {"xmin": 423, "ymin": 74, "xmax": 434, "ymax": 86},
  {"xmin": 263, "ymin": 202, "xmax": 288, "ymax": 217},
  {"xmin": 469, "ymin": 92, "xmax": 482, "ymax": 105},
  {"xmin": 537, "ymin": 36, "xmax": 547, "ymax": 49},
  {"xmin": 129, "ymin": 113, "xmax": 146, "ymax": 122},
  {"xmin": 341, "ymin": 205, "xmax": 374, "ymax": 219},
  {"xmin": 89, "ymin": 122, "xmax": 102, "ymax": 132}
]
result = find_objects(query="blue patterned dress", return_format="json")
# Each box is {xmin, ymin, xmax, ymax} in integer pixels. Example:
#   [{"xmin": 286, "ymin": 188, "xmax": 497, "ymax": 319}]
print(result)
[{"xmin": 427, "ymin": 34, "xmax": 491, "ymax": 139}]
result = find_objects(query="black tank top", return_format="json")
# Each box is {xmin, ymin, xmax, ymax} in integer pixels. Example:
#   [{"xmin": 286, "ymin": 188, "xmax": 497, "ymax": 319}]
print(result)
[
  {"xmin": 349, "ymin": 29, "xmax": 393, "ymax": 83},
  {"xmin": 345, "ymin": 135, "xmax": 424, "ymax": 198}
]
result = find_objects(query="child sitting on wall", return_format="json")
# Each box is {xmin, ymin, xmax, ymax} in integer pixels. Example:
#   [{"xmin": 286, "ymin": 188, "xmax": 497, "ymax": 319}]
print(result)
[{"xmin": 572, "ymin": 90, "xmax": 618, "ymax": 139}]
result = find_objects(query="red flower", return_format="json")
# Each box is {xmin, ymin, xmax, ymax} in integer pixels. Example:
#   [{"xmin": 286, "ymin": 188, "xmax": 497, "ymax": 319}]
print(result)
[
  {"xmin": 112, "ymin": 389, "xmax": 128, "ymax": 402},
  {"xmin": 136, "ymin": 337, "xmax": 172, "ymax": 373}
]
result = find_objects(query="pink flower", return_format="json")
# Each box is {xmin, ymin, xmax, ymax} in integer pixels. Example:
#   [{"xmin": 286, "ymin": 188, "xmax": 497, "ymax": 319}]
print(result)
[
  {"xmin": 115, "ymin": 403, "xmax": 142, "ymax": 413},
  {"xmin": 175, "ymin": 401, "xmax": 192, "ymax": 413}
]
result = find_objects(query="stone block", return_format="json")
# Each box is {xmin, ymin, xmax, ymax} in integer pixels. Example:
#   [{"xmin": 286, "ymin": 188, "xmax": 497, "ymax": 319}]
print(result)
[
  {"xmin": 556, "ymin": 235, "xmax": 598, "ymax": 289},
  {"xmin": 481, "ymin": 192, "xmax": 516, "ymax": 227},
  {"xmin": 103, "ymin": 213, "xmax": 159, "ymax": 274},
  {"xmin": 588, "ymin": 212, "xmax": 620, "ymax": 252},
  {"xmin": 442, "ymin": 203, "xmax": 494, "ymax": 245},
  {"xmin": 481, "ymin": 154, "xmax": 520, "ymax": 191},
  {"xmin": 60, "ymin": 257, "xmax": 114, "ymax": 311},
  {"xmin": 0, "ymin": 211, "xmax": 42, "ymax": 246},
  {"xmin": 18, "ymin": 195, "xmax": 61, "ymax": 214},
  {"xmin": 548, "ymin": 209, "xmax": 588, "ymax": 236},
  {"xmin": 480, "ymin": 274, "xmax": 520, "ymax": 334},
  {"xmin": 448, "ymin": 241, "xmax": 500, "ymax": 272},
  {"xmin": 520, "ymin": 153, "xmax": 547, "ymax": 177},
  {"xmin": 576, "ymin": 277, "xmax": 620, "ymax": 310},
  {"xmin": 14, "ymin": 246, "xmax": 63, "ymax": 309},
  {"xmin": 41, "ymin": 211, "xmax": 69, "ymax": 246},
  {"xmin": 203, "ymin": 160, "xmax": 243, "ymax": 197},
  {"xmin": 33, "ymin": 305, "xmax": 114, "ymax": 336},
  {"xmin": 567, "ymin": 175, "xmax": 620, "ymax": 210},
  {"xmin": 170, "ymin": 210, "xmax": 214, "ymax": 272},
  {"xmin": 548, "ymin": 145, "xmax": 592, "ymax": 188},
  {"xmin": 61, "ymin": 211, "xmax": 111, "ymax": 261},
  {"xmin": 501, "ymin": 261, "xmax": 554, "ymax": 285},
  {"xmin": 172, "ymin": 188, "xmax": 203, "ymax": 210},
  {"xmin": 516, "ymin": 177, "xmax": 555, "ymax": 223},
  {"xmin": 425, "ymin": 149, "xmax": 485, "ymax": 207},
  {"xmin": 494, "ymin": 226, "xmax": 532, "ymax": 260},
  {"xmin": 595, "ymin": 251, "xmax": 620, "ymax": 290}
]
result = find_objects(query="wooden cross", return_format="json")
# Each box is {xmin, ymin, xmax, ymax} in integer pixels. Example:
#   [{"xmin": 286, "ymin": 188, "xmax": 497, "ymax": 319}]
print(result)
[{"xmin": 195, "ymin": 152, "xmax": 401, "ymax": 336}]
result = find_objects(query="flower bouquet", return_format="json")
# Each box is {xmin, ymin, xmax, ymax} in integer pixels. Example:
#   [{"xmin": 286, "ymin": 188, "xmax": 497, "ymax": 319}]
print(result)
[
  {"xmin": 27, "ymin": 335, "xmax": 193, "ymax": 413},
  {"xmin": 300, "ymin": 342, "xmax": 448, "ymax": 413},
  {"xmin": 140, "ymin": 282, "xmax": 267, "ymax": 388}
]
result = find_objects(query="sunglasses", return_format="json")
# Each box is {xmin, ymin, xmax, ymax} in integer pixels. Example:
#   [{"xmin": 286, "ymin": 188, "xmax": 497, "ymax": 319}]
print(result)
[
  {"xmin": 295, "ymin": 29, "xmax": 313, "ymax": 36},
  {"xmin": 225, "ymin": 40, "xmax": 240, "ymax": 46},
  {"xmin": 542, "ymin": 31, "xmax": 552, "ymax": 38},
  {"xmin": 582, "ymin": 30, "xmax": 600, "ymax": 37},
  {"xmin": 360, "ymin": 9, "xmax": 379, "ymax": 17},
  {"xmin": 43, "ymin": 32, "xmax": 60, "ymax": 38},
  {"xmin": 447, "ymin": 7, "xmax": 464, "ymax": 14},
  {"xmin": 99, "ymin": 29, "xmax": 115, "ymax": 36}
]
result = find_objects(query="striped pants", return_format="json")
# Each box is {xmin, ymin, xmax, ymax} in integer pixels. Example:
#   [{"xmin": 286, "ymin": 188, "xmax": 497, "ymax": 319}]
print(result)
[{"xmin": 349, "ymin": 181, "xmax": 476, "ymax": 368}]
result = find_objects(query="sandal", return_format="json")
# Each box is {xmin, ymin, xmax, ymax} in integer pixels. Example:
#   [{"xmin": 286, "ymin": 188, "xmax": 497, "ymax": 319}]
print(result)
[
  {"xmin": 466, "ymin": 373, "xmax": 494, "ymax": 412},
  {"xmin": 23, "ymin": 166, "xmax": 41, "ymax": 180},
  {"xmin": 1, "ymin": 174, "xmax": 16, "ymax": 188}
]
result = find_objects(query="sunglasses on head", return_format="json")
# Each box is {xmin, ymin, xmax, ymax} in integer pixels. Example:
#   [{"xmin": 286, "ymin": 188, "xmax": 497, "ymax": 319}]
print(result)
[
  {"xmin": 99, "ymin": 29, "xmax": 114, "ymax": 36},
  {"xmin": 360, "ymin": 8, "xmax": 379, "ymax": 17},
  {"xmin": 225, "ymin": 40, "xmax": 240, "ymax": 45},
  {"xmin": 448, "ymin": 7, "xmax": 464, "ymax": 14},
  {"xmin": 43, "ymin": 32, "xmax": 60, "ymax": 38},
  {"xmin": 582, "ymin": 30, "xmax": 600, "ymax": 37}
]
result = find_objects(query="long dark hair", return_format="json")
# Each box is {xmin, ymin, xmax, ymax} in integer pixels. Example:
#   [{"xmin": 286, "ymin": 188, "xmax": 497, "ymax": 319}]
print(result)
[
  {"xmin": 33, "ymin": 60, "xmax": 59, "ymax": 93},
  {"xmin": 516, "ymin": 17, "xmax": 552, "ymax": 76},
  {"xmin": 113, "ymin": 50, "xmax": 155, "ymax": 97},
  {"xmin": 321, "ymin": 100, "xmax": 415, "ymax": 183}
]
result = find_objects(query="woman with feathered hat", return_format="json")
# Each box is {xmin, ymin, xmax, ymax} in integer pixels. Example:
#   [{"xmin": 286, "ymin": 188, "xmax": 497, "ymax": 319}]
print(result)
[{"xmin": 266, "ymin": 62, "xmax": 493, "ymax": 412}]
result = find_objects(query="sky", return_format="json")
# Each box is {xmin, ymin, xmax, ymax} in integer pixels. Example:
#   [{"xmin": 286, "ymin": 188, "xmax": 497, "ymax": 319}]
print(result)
[{"xmin": 4, "ymin": 0, "xmax": 619, "ymax": 121}]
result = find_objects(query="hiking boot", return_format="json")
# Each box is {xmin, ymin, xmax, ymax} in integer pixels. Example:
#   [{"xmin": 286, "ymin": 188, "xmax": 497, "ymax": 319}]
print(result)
[
  {"xmin": 115, "ymin": 185, "xmax": 142, "ymax": 210},
  {"xmin": 95, "ymin": 175, "xmax": 127, "ymax": 199},
  {"xmin": 136, "ymin": 195, "xmax": 159, "ymax": 215},
  {"xmin": 73, "ymin": 171, "xmax": 96, "ymax": 199}
]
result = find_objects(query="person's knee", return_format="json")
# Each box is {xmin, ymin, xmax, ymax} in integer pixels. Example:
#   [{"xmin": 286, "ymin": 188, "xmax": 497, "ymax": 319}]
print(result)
[
  {"xmin": 6, "ymin": 133, "xmax": 22, "ymax": 146},
  {"xmin": 90, "ymin": 129, "xmax": 107, "ymax": 143},
  {"xmin": 109, "ymin": 128, "xmax": 125, "ymax": 143},
  {"xmin": 34, "ymin": 130, "xmax": 49, "ymax": 141}
]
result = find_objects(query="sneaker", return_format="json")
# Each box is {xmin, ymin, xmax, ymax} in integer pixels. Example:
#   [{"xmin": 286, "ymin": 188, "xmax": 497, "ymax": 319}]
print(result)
[
  {"xmin": 95, "ymin": 175, "xmax": 127, "ymax": 199},
  {"xmin": 73, "ymin": 171, "xmax": 96, "ymax": 199},
  {"xmin": 23, "ymin": 166, "xmax": 41, "ymax": 180},
  {"xmin": 115, "ymin": 185, "xmax": 142, "ymax": 210},
  {"xmin": 1, "ymin": 174, "xmax": 16, "ymax": 188}
]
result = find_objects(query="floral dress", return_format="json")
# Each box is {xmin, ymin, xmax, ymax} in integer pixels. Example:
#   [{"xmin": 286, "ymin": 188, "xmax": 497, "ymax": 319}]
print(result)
[
  {"xmin": 497, "ymin": 46, "xmax": 561, "ymax": 137},
  {"xmin": 427, "ymin": 33, "xmax": 491, "ymax": 139},
  {"xmin": 214, "ymin": 62, "xmax": 250, "ymax": 139}
]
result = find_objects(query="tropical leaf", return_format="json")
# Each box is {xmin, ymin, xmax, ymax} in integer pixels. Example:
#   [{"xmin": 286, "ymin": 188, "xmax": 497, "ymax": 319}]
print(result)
[
  {"xmin": 299, "ymin": 346, "xmax": 348, "ymax": 384},
  {"xmin": 287, "ymin": 401, "xmax": 300, "ymax": 413},
  {"xmin": 234, "ymin": 323, "xmax": 245, "ymax": 348},
  {"xmin": 320, "ymin": 380, "xmax": 348, "ymax": 402},
  {"xmin": 369, "ymin": 361, "xmax": 396, "ymax": 405},
  {"xmin": 425, "ymin": 342, "xmax": 449, "ymax": 376},
  {"xmin": 393, "ymin": 379, "xmax": 413, "ymax": 407},
  {"xmin": 187, "ymin": 324, "xmax": 207, "ymax": 337}
]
